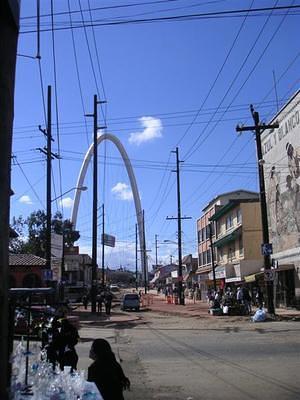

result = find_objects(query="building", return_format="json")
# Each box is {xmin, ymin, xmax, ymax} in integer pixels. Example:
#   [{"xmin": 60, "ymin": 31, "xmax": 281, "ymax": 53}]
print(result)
[
  {"xmin": 9, "ymin": 254, "xmax": 46, "ymax": 288},
  {"xmin": 63, "ymin": 246, "xmax": 92, "ymax": 287},
  {"xmin": 261, "ymin": 89, "xmax": 300, "ymax": 307},
  {"xmin": 196, "ymin": 190, "xmax": 259, "ymax": 299},
  {"xmin": 182, "ymin": 254, "xmax": 198, "ymax": 289},
  {"xmin": 209, "ymin": 198, "xmax": 263, "ymax": 291}
]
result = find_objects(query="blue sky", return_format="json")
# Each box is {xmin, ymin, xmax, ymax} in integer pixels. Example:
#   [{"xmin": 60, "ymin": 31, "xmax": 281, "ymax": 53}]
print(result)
[{"xmin": 11, "ymin": 0, "xmax": 300, "ymax": 270}]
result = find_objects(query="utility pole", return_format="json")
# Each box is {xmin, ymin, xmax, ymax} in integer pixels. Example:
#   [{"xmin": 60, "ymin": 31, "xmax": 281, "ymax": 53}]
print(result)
[
  {"xmin": 142, "ymin": 210, "xmax": 147, "ymax": 294},
  {"xmin": 236, "ymin": 105, "xmax": 278, "ymax": 315},
  {"xmin": 155, "ymin": 234, "xmax": 158, "ymax": 268},
  {"xmin": 167, "ymin": 147, "xmax": 191, "ymax": 306},
  {"xmin": 0, "ymin": 2, "xmax": 19, "ymax": 398},
  {"xmin": 86, "ymin": 95, "xmax": 106, "ymax": 313},
  {"xmin": 38, "ymin": 87, "xmax": 59, "ymax": 282},
  {"xmin": 135, "ymin": 223, "xmax": 138, "ymax": 290},
  {"xmin": 170, "ymin": 255, "xmax": 173, "ymax": 264},
  {"xmin": 209, "ymin": 222, "xmax": 217, "ymax": 292},
  {"xmin": 101, "ymin": 203, "xmax": 105, "ymax": 286},
  {"xmin": 46, "ymin": 86, "xmax": 52, "ymax": 272}
]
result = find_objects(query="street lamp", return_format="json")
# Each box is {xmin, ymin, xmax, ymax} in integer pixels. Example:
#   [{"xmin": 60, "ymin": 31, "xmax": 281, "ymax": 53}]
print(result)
[{"xmin": 51, "ymin": 186, "xmax": 87, "ymax": 203}]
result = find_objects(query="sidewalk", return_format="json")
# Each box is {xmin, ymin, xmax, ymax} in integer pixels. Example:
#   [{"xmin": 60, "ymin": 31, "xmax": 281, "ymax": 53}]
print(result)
[{"xmin": 147, "ymin": 293, "xmax": 300, "ymax": 321}]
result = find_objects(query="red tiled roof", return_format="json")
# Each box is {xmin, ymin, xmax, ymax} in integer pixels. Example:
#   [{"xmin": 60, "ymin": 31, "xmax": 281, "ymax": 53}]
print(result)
[{"xmin": 9, "ymin": 254, "xmax": 46, "ymax": 266}]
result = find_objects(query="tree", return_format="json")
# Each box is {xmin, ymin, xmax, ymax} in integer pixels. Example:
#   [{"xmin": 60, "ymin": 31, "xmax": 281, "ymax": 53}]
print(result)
[{"xmin": 9, "ymin": 210, "xmax": 80, "ymax": 256}]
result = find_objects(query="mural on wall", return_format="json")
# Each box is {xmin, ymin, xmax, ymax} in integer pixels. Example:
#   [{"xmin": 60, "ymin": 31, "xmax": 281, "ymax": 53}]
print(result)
[{"xmin": 261, "ymin": 90, "xmax": 300, "ymax": 253}]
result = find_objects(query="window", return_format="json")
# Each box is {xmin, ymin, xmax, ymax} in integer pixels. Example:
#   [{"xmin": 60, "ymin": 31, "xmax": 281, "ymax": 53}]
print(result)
[
  {"xmin": 207, "ymin": 249, "xmax": 212, "ymax": 264},
  {"xmin": 198, "ymin": 230, "xmax": 202, "ymax": 243},
  {"xmin": 203, "ymin": 251, "xmax": 207, "ymax": 265},
  {"xmin": 226, "ymin": 214, "xmax": 233, "ymax": 230},
  {"xmin": 198, "ymin": 253, "xmax": 202, "ymax": 266},
  {"xmin": 228, "ymin": 243, "xmax": 235, "ymax": 261},
  {"xmin": 218, "ymin": 247, "xmax": 223, "ymax": 262},
  {"xmin": 237, "ymin": 208, "xmax": 242, "ymax": 224},
  {"xmin": 202, "ymin": 227, "xmax": 206, "ymax": 242},
  {"xmin": 239, "ymin": 236, "xmax": 244, "ymax": 256}
]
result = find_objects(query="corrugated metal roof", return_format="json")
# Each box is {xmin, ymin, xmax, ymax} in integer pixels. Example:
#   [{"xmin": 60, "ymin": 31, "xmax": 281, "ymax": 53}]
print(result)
[{"xmin": 9, "ymin": 254, "xmax": 46, "ymax": 266}]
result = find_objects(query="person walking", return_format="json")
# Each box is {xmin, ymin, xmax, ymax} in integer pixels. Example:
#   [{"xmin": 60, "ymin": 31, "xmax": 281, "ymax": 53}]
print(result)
[
  {"xmin": 82, "ymin": 294, "xmax": 88, "ymax": 310},
  {"xmin": 58, "ymin": 318, "xmax": 80, "ymax": 372},
  {"xmin": 104, "ymin": 290, "xmax": 113, "ymax": 316},
  {"xmin": 96, "ymin": 292, "xmax": 104, "ymax": 314},
  {"xmin": 88, "ymin": 338, "xmax": 130, "ymax": 400}
]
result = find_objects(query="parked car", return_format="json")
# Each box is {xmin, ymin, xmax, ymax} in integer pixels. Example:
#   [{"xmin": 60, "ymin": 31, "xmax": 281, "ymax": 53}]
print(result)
[
  {"xmin": 109, "ymin": 284, "xmax": 120, "ymax": 292},
  {"xmin": 121, "ymin": 293, "xmax": 140, "ymax": 311}
]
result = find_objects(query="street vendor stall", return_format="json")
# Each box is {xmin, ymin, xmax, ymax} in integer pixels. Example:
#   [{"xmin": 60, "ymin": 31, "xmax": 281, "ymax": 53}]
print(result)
[{"xmin": 9, "ymin": 288, "xmax": 103, "ymax": 399}]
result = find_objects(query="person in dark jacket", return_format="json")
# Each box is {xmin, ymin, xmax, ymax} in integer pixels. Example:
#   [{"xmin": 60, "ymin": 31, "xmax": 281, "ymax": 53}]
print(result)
[
  {"xmin": 104, "ymin": 291, "xmax": 113, "ymax": 315},
  {"xmin": 88, "ymin": 338, "xmax": 130, "ymax": 400},
  {"xmin": 58, "ymin": 318, "xmax": 80, "ymax": 372}
]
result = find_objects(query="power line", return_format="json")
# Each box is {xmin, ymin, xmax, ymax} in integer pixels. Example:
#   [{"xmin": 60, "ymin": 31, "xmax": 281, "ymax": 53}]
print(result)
[{"xmin": 19, "ymin": 5, "xmax": 300, "ymax": 34}]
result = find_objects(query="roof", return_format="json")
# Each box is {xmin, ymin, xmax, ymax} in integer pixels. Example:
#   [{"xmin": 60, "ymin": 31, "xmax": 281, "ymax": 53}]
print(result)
[
  {"xmin": 209, "ymin": 198, "xmax": 259, "ymax": 221},
  {"xmin": 9, "ymin": 254, "xmax": 46, "ymax": 267},
  {"xmin": 202, "ymin": 189, "xmax": 259, "ymax": 212}
]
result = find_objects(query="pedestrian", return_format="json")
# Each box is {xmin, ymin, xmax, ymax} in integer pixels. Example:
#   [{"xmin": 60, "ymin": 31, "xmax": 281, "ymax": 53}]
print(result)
[
  {"xmin": 58, "ymin": 318, "xmax": 80, "ymax": 372},
  {"xmin": 104, "ymin": 290, "xmax": 113, "ymax": 315},
  {"xmin": 82, "ymin": 294, "xmax": 88, "ymax": 310},
  {"xmin": 96, "ymin": 292, "xmax": 104, "ymax": 314},
  {"xmin": 236, "ymin": 287, "xmax": 243, "ymax": 304},
  {"xmin": 88, "ymin": 338, "xmax": 130, "ymax": 400},
  {"xmin": 242, "ymin": 287, "xmax": 252, "ymax": 314}
]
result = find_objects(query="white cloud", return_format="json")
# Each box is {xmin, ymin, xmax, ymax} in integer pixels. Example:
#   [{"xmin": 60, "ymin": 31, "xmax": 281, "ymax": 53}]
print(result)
[
  {"xmin": 111, "ymin": 182, "xmax": 133, "ymax": 201},
  {"xmin": 19, "ymin": 195, "xmax": 33, "ymax": 205},
  {"xmin": 129, "ymin": 116, "xmax": 163, "ymax": 145},
  {"xmin": 59, "ymin": 197, "xmax": 74, "ymax": 208}
]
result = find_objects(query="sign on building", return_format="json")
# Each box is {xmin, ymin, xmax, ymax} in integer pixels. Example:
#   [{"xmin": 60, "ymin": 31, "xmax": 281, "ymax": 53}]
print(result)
[
  {"xmin": 261, "ymin": 90, "xmax": 300, "ymax": 255},
  {"xmin": 261, "ymin": 243, "xmax": 273, "ymax": 256},
  {"xmin": 51, "ymin": 233, "xmax": 63, "ymax": 258},
  {"xmin": 101, "ymin": 233, "xmax": 116, "ymax": 248}
]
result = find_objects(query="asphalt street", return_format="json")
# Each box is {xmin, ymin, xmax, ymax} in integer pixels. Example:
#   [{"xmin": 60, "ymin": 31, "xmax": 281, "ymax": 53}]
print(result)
[{"xmin": 77, "ymin": 310, "xmax": 300, "ymax": 400}]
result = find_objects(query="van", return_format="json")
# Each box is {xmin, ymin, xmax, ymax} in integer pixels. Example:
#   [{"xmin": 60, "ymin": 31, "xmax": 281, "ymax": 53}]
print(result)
[{"xmin": 121, "ymin": 293, "xmax": 140, "ymax": 311}]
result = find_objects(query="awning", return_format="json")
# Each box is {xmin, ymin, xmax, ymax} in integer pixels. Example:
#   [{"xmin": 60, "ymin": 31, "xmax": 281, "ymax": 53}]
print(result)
[
  {"xmin": 213, "ymin": 226, "xmax": 242, "ymax": 248},
  {"xmin": 150, "ymin": 275, "xmax": 159, "ymax": 284},
  {"xmin": 196, "ymin": 265, "xmax": 212, "ymax": 274},
  {"xmin": 274, "ymin": 264, "xmax": 295, "ymax": 272},
  {"xmin": 244, "ymin": 271, "xmax": 264, "ymax": 283}
]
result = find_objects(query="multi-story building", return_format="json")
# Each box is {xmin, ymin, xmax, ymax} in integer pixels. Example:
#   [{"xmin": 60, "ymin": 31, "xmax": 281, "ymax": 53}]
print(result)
[
  {"xmin": 196, "ymin": 190, "xmax": 259, "ymax": 299},
  {"xmin": 64, "ymin": 246, "xmax": 92, "ymax": 287},
  {"xmin": 209, "ymin": 198, "xmax": 263, "ymax": 288},
  {"xmin": 261, "ymin": 89, "xmax": 300, "ymax": 307}
]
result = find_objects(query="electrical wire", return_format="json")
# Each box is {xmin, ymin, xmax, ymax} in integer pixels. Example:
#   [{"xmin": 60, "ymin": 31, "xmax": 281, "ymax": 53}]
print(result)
[
  {"xmin": 51, "ymin": 0, "xmax": 64, "ymax": 215},
  {"xmin": 19, "ymin": 5, "xmax": 300, "ymax": 34}
]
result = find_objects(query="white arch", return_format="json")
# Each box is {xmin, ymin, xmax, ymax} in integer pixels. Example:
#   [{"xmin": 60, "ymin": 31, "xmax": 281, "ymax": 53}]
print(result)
[{"xmin": 71, "ymin": 133, "xmax": 147, "ymax": 278}]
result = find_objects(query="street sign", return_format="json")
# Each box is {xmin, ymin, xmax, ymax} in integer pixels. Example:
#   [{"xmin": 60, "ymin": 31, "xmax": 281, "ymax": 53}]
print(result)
[
  {"xmin": 101, "ymin": 233, "xmax": 115, "ymax": 248},
  {"xmin": 261, "ymin": 243, "xmax": 273, "ymax": 256},
  {"xmin": 42, "ymin": 269, "xmax": 53, "ymax": 281},
  {"xmin": 264, "ymin": 270, "xmax": 275, "ymax": 281}
]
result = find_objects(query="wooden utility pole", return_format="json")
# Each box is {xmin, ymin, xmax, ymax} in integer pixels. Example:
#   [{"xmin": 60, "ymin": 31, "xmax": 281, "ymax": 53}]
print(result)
[
  {"xmin": 142, "ymin": 210, "xmax": 147, "ymax": 294},
  {"xmin": 101, "ymin": 203, "xmax": 105, "ymax": 286},
  {"xmin": 209, "ymin": 223, "xmax": 217, "ymax": 292},
  {"xmin": 155, "ymin": 234, "xmax": 158, "ymax": 268},
  {"xmin": 236, "ymin": 105, "xmax": 279, "ymax": 314},
  {"xmin": 0, "ymin": 2, "xmax": 19, "ymax": 398},
  {"xmin": 86, "ymin": 96, "xmax": 106, "ymax": 313},
  {"xmin": 135, "ymin": 224, "xmax": 138, "ymax": 290},
  {"xmin": 167, "ymin": 147, "xmax": 191, "ymax": 306},
  {"xmin": 46, "ymin": 86, "xmax": 52, "ymax": 271}
]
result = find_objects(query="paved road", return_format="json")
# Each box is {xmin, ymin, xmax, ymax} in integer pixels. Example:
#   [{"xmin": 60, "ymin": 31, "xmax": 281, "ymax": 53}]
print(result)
[{"xmin": 77, "ymin": 310, "xmax": 300, "ymax": 400}]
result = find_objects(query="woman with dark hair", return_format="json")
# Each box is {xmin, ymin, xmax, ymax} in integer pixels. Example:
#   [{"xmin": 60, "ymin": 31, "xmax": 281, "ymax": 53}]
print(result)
[{"xmin": 88, "ymin": 338, "xmax": 130, "ymax": 400}]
